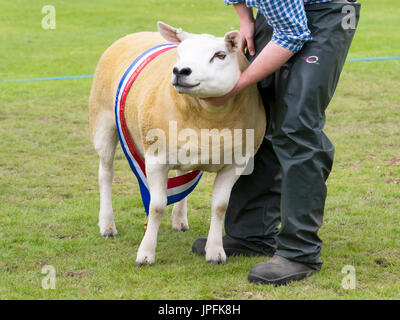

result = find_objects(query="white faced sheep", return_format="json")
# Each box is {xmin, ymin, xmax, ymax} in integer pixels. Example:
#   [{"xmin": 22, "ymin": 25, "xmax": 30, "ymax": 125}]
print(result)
[{"xmin": 89, "ymin": 22, "xmax": 266, "ymax": 266}]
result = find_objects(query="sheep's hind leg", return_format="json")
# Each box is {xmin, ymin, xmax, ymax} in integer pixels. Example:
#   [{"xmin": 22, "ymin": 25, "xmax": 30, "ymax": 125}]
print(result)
[
  {"xmin": 93, "ymin": 113, "xmax": 118, "ymax": 237},
  {"xmin": 171, "ymin": 170, "xmax": 189, "ymax": 231}
]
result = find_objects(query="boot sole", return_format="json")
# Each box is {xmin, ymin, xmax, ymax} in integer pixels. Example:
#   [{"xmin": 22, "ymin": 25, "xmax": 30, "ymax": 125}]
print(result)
[{"xmin": 248, "ymin": 270, "xmax": 316, "ymax": 286}]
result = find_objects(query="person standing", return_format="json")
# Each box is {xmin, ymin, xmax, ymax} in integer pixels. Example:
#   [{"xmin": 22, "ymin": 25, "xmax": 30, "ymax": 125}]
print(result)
[{"xmin": 193, "ymin": 0, "xmax": 361, "ymax": 285}]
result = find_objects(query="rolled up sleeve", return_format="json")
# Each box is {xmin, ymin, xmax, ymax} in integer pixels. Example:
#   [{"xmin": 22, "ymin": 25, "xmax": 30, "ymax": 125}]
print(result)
[
  {"xmin": 225, "ymin": 0, "xmax": 313, "ymax": 53},
  {"xmin": 265, "ymin": 0, "xmax": 312, "ymax": 53},
  {"xmin": 224, "ymin": 0, "xmax": 245, "ymax": 5}
]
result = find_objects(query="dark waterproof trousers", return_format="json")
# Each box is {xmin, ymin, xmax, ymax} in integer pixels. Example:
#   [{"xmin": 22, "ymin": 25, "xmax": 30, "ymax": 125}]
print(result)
[{"xmin": 225, "ymin": 0, "xmax": 361, "ymax": 270}]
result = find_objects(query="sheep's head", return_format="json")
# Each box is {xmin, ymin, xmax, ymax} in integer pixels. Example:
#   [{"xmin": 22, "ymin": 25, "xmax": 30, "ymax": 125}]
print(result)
[{"xmin": 157, "ymin": 21, "xmax": 242, "ymax": 98}]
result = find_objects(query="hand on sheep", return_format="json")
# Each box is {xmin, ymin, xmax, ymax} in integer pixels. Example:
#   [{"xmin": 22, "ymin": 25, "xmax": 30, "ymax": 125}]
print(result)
[
  {"xmin": 201, "ymin": 74, "xmax": 249, "ymax": 106},
  {"xmin": 201, "ymin": 86, "xmax": 238, "ymax": 106}
]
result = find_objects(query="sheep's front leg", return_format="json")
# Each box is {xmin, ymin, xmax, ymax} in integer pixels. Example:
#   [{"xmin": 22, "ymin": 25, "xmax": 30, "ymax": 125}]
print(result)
[
  {"xmin": 205, "ymin": 165, "xmax": 241, "ymax": 265},
  {"xmin": 136, "ymin": 161, "xmax": 168, "ymax": 267}
]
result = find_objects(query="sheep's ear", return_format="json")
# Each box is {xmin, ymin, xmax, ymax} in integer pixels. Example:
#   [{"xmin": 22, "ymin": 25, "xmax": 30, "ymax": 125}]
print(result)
[
  {"xmin": 224, "ymin": 30, "xmax": 241, "ymax": 53},
  {"xmin": 157, "ymin": 21, "xmax": 191, "ymax": 44}
]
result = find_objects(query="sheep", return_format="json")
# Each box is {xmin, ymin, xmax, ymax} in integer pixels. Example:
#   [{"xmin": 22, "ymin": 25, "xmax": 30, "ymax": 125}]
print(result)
[{"xmin": 89, "ymin": 22, "xmax": 266, "ymax": 266}]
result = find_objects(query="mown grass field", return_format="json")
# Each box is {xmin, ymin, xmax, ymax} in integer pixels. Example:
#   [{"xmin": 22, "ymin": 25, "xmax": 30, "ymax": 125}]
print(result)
[{"xmin": 0, "ymin": 0, "xmax": 399, "ymax": 299}]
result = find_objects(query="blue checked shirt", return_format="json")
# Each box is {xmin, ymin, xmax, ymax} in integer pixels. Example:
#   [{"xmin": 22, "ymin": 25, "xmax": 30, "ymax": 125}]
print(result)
[{"xmin": 224, "ymin": 0, "xmax": 333, "ymax": 53}]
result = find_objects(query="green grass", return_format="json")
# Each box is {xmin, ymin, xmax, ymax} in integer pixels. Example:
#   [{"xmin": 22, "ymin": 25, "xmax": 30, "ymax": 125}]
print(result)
[{"xmin": 0, "ymin": 0, "xmax": 399, "ymax": 299}]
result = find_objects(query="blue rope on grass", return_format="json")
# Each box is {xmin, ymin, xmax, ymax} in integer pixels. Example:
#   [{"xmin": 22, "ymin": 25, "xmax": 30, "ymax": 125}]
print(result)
[
  {"xmin": 346, "ymin": 56, "xmax": 400, "ymax": 62},
  {"xmin": 1, "ymin": 56, "xmax": 399, "ymax": 82},
  {"xmin": 0, "ymin": 74, "xmax": 94, "ymax": 82}
]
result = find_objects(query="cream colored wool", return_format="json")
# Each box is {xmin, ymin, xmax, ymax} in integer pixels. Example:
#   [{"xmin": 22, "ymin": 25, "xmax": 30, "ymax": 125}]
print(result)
[{"xmin": 89, "ymin": 23, "xmax": 266, "ymax": 266}]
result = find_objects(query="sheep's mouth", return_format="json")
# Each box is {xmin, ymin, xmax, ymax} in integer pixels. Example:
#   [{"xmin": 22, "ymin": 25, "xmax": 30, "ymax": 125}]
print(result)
[{"xmin": 172, "ymin": 81, "xmax": 200, "ymax": 89}]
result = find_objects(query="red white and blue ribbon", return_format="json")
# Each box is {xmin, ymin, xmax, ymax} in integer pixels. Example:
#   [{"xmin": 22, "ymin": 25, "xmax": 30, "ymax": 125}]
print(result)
[{"xmin": 115, "ymin": 44, "xmax": 203, "ymax": 215}]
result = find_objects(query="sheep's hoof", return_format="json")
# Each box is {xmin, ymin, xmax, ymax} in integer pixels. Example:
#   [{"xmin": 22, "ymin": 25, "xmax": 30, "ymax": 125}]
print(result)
[
  {"xmin": 136, "ymin": 262, "xmax": 154, "ymax": 268},
  {"xmin": 207, "ymin": 257, "xmax": 227, "ymax": 265},
  {"xmin": 103, "ymin": 233, "xmax": 118, "ymax": 239},
  {"xmin": 135, "ymin": 257, "xmax": 154, "ymax": 267},
  {"xmin": 206, "ymin": 249, "xmax": 227, "ymax": 265},
  {"xmin": 135, "ymin": 250, "xmax": 155, "ymax": 267},
  {"xmin": 100, "ymin": 228, "xmax": 118, "ymax": 238},
  {"xmin": 172, "ymin": 222, "xmax": 189, "ymax": 232},
  {"xmin": 99, "ymin": 220, "xmax": 118, "ymax": 238}
]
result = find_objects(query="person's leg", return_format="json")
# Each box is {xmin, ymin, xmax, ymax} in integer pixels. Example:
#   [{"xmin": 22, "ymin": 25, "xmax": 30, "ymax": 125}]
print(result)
[
  {"xmin": 192, "ymin": 14, "xmax": 281, "ymax": 257},
  {"xmin": 249, "ymin": 1, "xmax": 361, "ymax": 284},
  {"xmin": 224, "ymin": 15, "xmax": 282, "ymax": 256}
]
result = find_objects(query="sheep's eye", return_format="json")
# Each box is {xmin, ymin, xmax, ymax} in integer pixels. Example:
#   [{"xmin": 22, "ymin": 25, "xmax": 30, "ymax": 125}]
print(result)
[{"xmin": 210, "ymin": 51, "xmax": 226, "ymax": 62}]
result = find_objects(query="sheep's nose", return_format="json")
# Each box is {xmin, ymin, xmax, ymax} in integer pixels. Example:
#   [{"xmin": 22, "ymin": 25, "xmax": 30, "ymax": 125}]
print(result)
[{"xmin": 173, "ymin": 67, "xmax": 192, "ymax": 76}]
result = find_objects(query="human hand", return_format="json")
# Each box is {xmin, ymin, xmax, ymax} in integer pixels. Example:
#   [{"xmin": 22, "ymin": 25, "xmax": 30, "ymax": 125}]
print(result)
[
  {"xmin": 201, "ymin": 80, "xmax": 243, "ymax": 106},
  {"xmin": 239, "ymin": 18, "xmax": 255, "ymax": 56},
  {"xmin": 201, "ymin": 90, "xmax": 235, "ymax": 106}
]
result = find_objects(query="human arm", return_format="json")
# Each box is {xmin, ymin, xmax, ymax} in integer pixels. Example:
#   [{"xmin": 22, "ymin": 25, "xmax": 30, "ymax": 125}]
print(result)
[
  {"xmin": 233, "ymin": 1, "xmax": 256, "ymax": 56},
  {"xmin": 203, "ymin": 34, "xmax": 294, "ymax": 106},
  {"xmin": 203, "ymin": 0, "xmax": 310, "ymax": 105}
]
